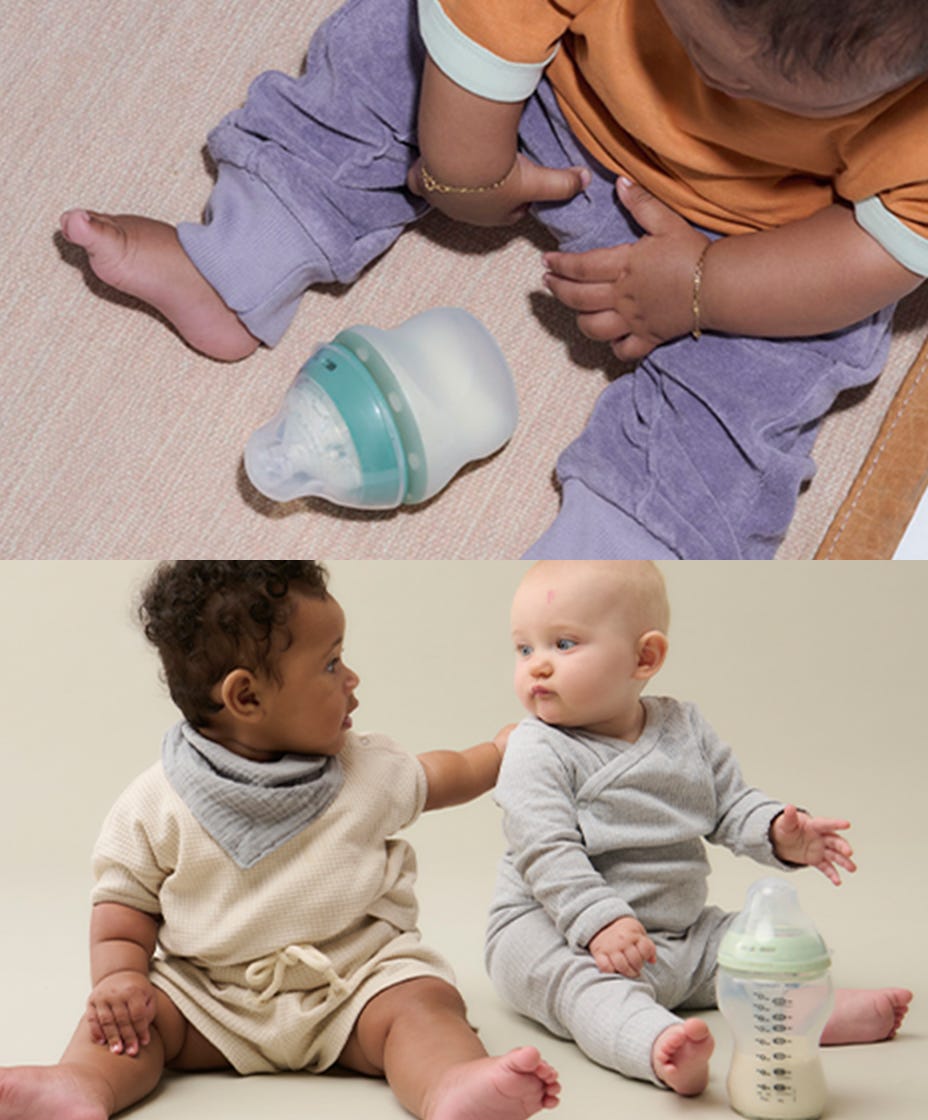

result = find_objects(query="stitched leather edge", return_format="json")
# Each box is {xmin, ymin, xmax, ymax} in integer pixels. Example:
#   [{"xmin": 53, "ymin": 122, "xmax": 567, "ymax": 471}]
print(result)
[{"xmin": 817, "ymin": 335, "xmax": 928, "ymax": 558}]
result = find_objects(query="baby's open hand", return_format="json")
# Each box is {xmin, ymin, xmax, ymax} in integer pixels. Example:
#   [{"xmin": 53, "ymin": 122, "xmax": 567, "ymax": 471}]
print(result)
[
  {"xmin": 87, "ymin": 970, "xmax": 157, "ymax": 1056},
  {"xmin": 588, "ymin": 916, "xmax": 657, "ymax": 977},
  {"xmin": 771, "ymin": 804, "xmax": 857, "ymax": 885}
]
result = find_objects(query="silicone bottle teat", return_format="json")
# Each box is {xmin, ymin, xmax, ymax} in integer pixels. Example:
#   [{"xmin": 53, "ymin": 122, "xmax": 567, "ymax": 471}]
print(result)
[
  {"xmin": 718, "ymin": 878, "xmax": 831, "ymax": 977},
  {"xmin": 244, "ymin": 341, "xmax": 406, "ymax": 508},
  {"xmin": 244, "ymin": 308, "xmax": 518, "ymax": 510}
]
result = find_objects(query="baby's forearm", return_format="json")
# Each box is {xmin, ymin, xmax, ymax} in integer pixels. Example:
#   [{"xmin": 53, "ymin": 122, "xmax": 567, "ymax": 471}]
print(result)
[
  {"xmin": 418, "ymin": 56, "xmax": 521, "ymax": 188},
  {"xmin": 419, "ymin": 739, "xmax": 503, "ymax": 811},
  {"xmin": 701, "ymin": 205, "xmax": 923, "ymax": 337}
]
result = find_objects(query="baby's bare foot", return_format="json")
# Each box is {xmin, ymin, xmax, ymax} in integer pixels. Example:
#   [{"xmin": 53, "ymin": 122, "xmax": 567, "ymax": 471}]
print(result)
[
  {"xmin": 820, "ymin": 988, "xmax": 913, "ymax": 1045},
  {"xmin": 652, "ymin": 1019, "xmax": 714, "ymax": 1096},
  {"xmin": 59, "ymin": 209, "xmax": 259, "ymax": 361},
  {"xmin": 0, "ymin": 1064, "xmax": 110, "ymax": 1120},
  {"xmin": 426, "ymin": 1046, "xmax": 560, "ymax": 1120}
]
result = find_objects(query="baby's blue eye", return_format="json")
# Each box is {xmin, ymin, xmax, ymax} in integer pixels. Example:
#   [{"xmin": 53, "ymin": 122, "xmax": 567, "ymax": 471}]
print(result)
[
  {"xmin": 556, "ymin": 638, "xmax": 577, "ymax": 651},
  {"xmin": 517, "ymin": 644, "xmax": 533, "ymax": 658}
]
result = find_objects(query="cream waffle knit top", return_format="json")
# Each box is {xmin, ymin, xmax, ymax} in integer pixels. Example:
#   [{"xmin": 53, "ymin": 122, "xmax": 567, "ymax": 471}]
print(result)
[{"xmin": 91, "ymin": 732, "xmax": 426, "ymax": 973}]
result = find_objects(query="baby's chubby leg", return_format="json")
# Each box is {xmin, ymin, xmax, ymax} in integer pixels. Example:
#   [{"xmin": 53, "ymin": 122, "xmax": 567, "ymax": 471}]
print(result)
[
  {"xmin": 60, "ymin": 0, "xmax": 432, "ymax": 362},
  {"xmin": 0, "ymin": 986, "xmax": 227, "ymax": 1119},
  {"xmin": 59, "ymin": 210, "xmax": 260, "ymax": 362},
  {"xmin": 0, "ymin": 1064, "xmax": 112, "ymax": 1120},
  {"xmin": 339, "ymin": 977, "xmax": 561, "ymax": 1120}
]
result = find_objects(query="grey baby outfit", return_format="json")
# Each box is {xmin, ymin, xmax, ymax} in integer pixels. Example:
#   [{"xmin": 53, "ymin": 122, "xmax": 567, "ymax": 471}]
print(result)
[{"xmin": 485, "ymin": 696, "xmax": 791, "ymax": 1085}]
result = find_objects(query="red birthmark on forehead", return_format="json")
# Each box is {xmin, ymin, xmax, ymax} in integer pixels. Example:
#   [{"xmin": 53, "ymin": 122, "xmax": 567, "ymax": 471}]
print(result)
[{"xmin": 546, "ymin": 589, "xmax": 556, "ymax": 604}]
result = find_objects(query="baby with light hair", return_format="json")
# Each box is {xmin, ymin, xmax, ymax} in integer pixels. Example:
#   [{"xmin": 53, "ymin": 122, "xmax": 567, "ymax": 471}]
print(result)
[{"xmin": 486, "ymin": 561, "xmax": 912, "ymax": 1093}]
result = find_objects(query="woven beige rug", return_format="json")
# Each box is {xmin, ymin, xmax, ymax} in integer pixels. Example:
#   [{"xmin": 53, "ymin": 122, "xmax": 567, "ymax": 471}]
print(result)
[{"xmin": 3, "ymin": 0, "xmax": 925, "ymax": 558}]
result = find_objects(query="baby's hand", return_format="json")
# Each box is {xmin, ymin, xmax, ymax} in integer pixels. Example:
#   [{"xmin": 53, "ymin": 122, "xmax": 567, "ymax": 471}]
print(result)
[
  {"xmin": 588, "ymin": 916, "xmax": 657, "ymax": 977},
  {"xmin": 543, "ymin": 179, "xmax": 708, "ymax": 361},
  {"xmin": 771, "ymin": 804, "xmax": 857, "ymax": 885},
  {"xmin": 87, "ymin": 970, "xmax": 157, "ymax": 1056}
]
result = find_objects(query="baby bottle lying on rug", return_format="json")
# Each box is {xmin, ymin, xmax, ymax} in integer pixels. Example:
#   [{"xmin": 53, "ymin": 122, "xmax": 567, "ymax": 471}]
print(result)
[
  {"xmin": 244, "ymin": 307, "xmax": 518, "ymax": 509},
  {"xmin": 717, "ymin": 878, "xmax": 835, "ymax": 1120}
]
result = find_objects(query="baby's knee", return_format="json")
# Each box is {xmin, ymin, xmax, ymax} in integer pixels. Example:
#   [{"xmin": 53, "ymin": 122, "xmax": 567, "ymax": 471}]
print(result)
[
  {"xmin": 363, "ymin": 976, "xmax": 469, "ymax": 1035},
  {"xmin": 346, "ymin": 976, "xmax": 472, "ymax": 1074}
]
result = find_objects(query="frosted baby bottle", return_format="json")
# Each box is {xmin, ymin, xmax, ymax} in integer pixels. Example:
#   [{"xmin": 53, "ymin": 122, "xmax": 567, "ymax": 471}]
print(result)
[
  {"xmin": 244, "ymin": 307, "xmax": 518, "ymax": 509},
  {"xmin": 716, "ymin": 878, "xmax": 834, "ymax": 1120}
]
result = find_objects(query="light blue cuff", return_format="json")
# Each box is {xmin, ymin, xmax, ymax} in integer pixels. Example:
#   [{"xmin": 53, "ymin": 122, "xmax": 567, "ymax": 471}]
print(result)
[
  {"xmin": 418, "ymin": 0, "xmax": 557, "ymax": 103},
  {"xmin": 855, "ymin": 195, "xmax": 928, "ymax": 276}
]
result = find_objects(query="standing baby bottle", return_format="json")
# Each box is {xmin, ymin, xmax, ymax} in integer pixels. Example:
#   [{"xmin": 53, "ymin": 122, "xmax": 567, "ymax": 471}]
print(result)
[{"xmin": 717, "ymin": 878, "xmax": 834, "ymax": 1120}]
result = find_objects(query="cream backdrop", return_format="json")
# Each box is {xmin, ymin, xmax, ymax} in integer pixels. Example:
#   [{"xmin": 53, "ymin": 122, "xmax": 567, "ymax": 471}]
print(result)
[{"xmin": 1, "ymin": 561, "xmax": 924, "ymax": 1119}]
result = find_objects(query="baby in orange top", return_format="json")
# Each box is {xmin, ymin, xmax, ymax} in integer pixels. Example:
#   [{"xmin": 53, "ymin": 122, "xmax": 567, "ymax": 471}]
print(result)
[
  {"xmin": 420, "ymin": 0, "xmax": 926, "ymax": 355},
  {"xmin": 59, "ymin": 0, "xmax": 928, "ymax": 559}
]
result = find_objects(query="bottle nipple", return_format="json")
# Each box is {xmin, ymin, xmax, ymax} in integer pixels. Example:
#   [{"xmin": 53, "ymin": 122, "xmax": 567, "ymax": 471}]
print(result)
[
  {"xmin": 244, "ymin": 362, "xmax": 367, "ymax": 504},
  {"xmin": 719, "ymin": 878, "xmax": 831, "ymax": 977}
]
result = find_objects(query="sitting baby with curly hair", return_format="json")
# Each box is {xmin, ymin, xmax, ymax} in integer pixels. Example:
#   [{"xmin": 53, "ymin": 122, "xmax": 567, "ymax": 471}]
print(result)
[{"xmin": 0, "ymin": 560, "xmax": 560, "ymax": 1120}]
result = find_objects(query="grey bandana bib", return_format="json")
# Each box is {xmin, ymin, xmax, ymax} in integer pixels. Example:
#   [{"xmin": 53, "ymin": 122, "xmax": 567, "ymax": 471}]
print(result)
[{"xmin": 162, "ymin": 721, "xmax": 344, "ymax": 869}]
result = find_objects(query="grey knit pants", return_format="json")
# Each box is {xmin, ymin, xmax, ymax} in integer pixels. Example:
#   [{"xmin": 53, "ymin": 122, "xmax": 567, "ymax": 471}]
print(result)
[{"xmin": 485, "ymin": 904, "xmax": 734, "ymax": 1085}]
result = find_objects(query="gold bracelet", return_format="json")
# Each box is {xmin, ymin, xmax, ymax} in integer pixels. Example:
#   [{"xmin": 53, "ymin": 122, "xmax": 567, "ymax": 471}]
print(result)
[
  {"xmin": 419, "ymin": 161, "xmax": 515, "ymax": 195},
  {"xmin": 691, "ymin": 241, "xmax": 712, "ymax": 340}
]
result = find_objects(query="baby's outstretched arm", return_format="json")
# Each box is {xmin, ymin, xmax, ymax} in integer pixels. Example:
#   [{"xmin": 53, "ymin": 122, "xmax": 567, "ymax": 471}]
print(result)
[
  {"xmin": 87, "ymin": 901, "xmax": 160, "ymax": 1056},
  {"xmin": 418, "ymin": 723, "xmax": 515, "ymax": 810},
  {"xmin": 770, "ymin": 804, "xmax": 858, "ymax": 885},
  {"xmin": 545, "ymin": 179, "xmax": 923, "ymax": 360}
]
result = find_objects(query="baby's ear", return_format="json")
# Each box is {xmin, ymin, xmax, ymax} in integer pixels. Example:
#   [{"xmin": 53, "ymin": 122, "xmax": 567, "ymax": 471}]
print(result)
[
  {"xmin": 218, "ymin": 668, "xmax": 264, "ymax": 721},
  {"xmin": 634, "ymin": 630, "xmax": 668, "ymax": 679}
]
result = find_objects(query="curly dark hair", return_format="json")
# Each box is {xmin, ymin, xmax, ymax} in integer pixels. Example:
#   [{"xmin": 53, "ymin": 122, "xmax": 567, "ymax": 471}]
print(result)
[
  {"xmin": 716, "ymin": 0, "xmax": 928, "ymax": 83},
  {"xmin": 139, "ymin": 561, "xmax": 329, "ymax": 727}
]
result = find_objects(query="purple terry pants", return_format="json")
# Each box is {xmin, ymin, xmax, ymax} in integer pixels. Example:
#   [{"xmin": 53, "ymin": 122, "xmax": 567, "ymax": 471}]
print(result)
[{"xmin": 178, "ymin": 0, "xmax": 894, "ymax": 559}]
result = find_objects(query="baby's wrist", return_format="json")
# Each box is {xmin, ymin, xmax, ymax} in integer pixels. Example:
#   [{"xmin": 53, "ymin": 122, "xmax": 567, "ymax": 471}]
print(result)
[
  {"xmin": 769, "ymin": 808, "xmax": 806, "ymax": 865},
  {"xmin": 95, "ymin": 964, "xmax": 150, "ymax": 981},
  {"xmin": 592, "ymin": 913, "xmax": 640, "ymax": 940},
  {"xmin": 690, "ymin": 240, "xmax": 713, "ymax": 339},
  {"xmin": 419, "ymin": 157, "xmax": 517, "ymax": 195},
  {"xmin": 491, "ymin": 722, "xmax": 517, "ymax": 759}
]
